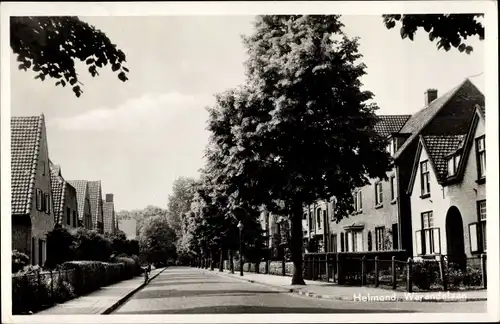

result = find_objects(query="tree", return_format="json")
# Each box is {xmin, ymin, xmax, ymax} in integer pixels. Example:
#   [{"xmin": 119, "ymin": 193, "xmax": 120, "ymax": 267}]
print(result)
[
  {"xmin": 139, "ymin": 216, "xmax": 177, "ymax": 265},
  {"xmin": 382, "ymin": 14, "xmax": 484, "ymax": 54},
  {"xmin": 166, "ymin": 177, "xmax": 197, "ymax": 238},
  {"xmin": 207, "ymin": 15, "xmax": 392, "ymax": 285},
  {"xmin": 10, "ymin": 16, "xmax": 129, "ymax": 97},
  {"xmin": 72, "ymin": 228, "xmax": 113, "ymax": 261},
  {"xmin": 46, "ymin": 226, "xmax": 76, "ymax": 268}
]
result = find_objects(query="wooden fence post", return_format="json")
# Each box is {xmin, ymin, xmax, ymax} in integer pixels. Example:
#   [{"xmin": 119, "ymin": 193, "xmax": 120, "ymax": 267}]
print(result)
[
  {"xmin": 438, "ymin": 256, "xmax": 447, "ymax": 291},
  {"xmin": 392, "ymin": 256, "xmax": 397, "ymax": 290},
  {"xmin": 49, "ymin": 270, "xmax": 54, "ymax": 303},
  {"xmin": 481, "ymin": 253, "xmax": 487, "ymax": 289},
  {"xmin": 361, "ymin": 256, "xmax": 366, "ymax": 286},
  {"xmin": 406, "ymin": 257, "xmax": 413, "ymax": 293},
  {"xmin": 374, "ymin": 256, "xmax": 379, "ymax": 288},
  {"xmin": 326, "ymin": 254, "xmax": 330, "ymax": 282},
  {"xmin": 282, "ymin": 253, "xmax": 286, "ymax": 276}
]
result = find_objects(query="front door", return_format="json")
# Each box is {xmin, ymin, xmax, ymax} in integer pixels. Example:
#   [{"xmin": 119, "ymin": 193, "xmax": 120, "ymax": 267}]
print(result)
[{"xmin": 445, "ymin": 206, "xmax": 466, "ymax": 270}]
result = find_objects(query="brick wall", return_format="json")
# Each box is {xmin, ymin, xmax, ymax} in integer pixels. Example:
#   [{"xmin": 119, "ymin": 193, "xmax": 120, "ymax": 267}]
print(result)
[{"xmin": 12, "ymin": 218, "xmax": 31, "ymax": 256}]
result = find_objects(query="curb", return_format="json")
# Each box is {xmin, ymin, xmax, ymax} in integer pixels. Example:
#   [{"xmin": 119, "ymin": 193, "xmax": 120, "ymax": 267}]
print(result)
[
  {"xmin": 102, "ymin": 267, "xmax": 168, "ymax": 314},
  {"xmin": 199, "ymin": 268, "xmax": 487, "ymax": 303}
]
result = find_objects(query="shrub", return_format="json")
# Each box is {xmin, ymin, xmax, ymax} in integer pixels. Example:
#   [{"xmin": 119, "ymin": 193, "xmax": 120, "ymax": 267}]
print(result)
[
  {"xmin": 12, "ymin": 250, "xmax": 30, "ymax": 273},
  {"xmin": 46, "ymin": 227, "xmax": 76, "ymax": 268},
  {"xmin": 463, "ymin": 267, "xmax": 483, "ymax": 287},
  {"xmin": 73, "ymin": 228, "xmax": 112, "ymax": 262},
  {"xmin": 62, "ymin": 260, "xmax": 106, "ymax": 294},
  {"xmin": 111, "ymin": 256, "xmax": 141, "ymax": 278},
  {"xmin": 412, "ymin": 260, "xmax": 440, "ymax": 290}
]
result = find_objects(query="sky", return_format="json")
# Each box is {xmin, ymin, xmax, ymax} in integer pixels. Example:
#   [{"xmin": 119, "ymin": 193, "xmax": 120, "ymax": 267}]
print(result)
[{"xmin": 10, "ymin": 15, "xmax": 485, "ymax": 212}]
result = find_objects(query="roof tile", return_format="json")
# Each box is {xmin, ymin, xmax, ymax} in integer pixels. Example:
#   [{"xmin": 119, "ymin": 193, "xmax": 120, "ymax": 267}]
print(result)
[
  {"xmin": 423, "ymin": 135, "xmax": 466, "ymax": 181},
  {"xmin": 67, "ymin": 180, "xmax": 88, "ymax": 221},
  {"xmin": 11, "ymin": 115, "xmax": 44, "ymax": 215},
  {"xmin": 374, "ymin": 115, "xmax": 412, "ymax": 137}
]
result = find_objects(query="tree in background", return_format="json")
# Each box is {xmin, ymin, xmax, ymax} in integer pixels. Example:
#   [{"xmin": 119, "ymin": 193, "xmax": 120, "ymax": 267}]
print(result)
[
  {"xmin": 72, "ymin": 228, "xmax": 113, "ymax": 262},
  {"xmin": 45, "ymin": 226, "xmax": 76, "ymax": 268},
  {"xmin": 382, "ymin": 14, "xmax": 484, "ymax": 54},
  {"xmin": 139, "ymin": 216, "xmax": 177, "ymax": 266},
  {"xmin": 204, "ymin": 15, "xmax": 392, "ymax": 285},
  {"xmin": 10, "ymin": 16, "xmax": 129, "ymax": 97}
]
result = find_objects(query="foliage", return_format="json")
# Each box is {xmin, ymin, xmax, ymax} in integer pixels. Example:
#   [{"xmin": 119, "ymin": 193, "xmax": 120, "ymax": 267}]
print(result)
[
  {"xmin": 412, "ymin": 260, "xmax": 441, "ymax": 290},
  {"xmin": 139, "ymin": 215, "xmax": 178, "ymax": 265},
  {"xmin": 46, "ymin": 226, "xmax": 76, "ymax": 268},
  {"xmin": 382, "ymin": 14, "xmax": 484, "ymax": 54},
  {"xmin": 72, "ymin": 228, "xmax": 112, "ymax": 262},
  {"xmin": 167, "ymin": 177, "xmax": 197, "ymax": 236},
  {"xmin": 203, "ymin": 15, "xmax": 392, "ymax": 285},
  {"xmin": 12, "ymin": 250, "xmax": 30, "ymax": 273},
  {"xmin": 116, "ymin": 205, "xmax": 168, "ymax": 238},
  {"xmin": 10, "ymin": 16, "xmax": 129, "ymax": 97}
]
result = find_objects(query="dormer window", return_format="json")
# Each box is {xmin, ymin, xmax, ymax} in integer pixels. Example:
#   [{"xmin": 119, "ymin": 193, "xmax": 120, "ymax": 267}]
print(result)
[
  {"xmin": 386, "ymin": 138, "xmax": 397, "ymax": 156},
  {"xmin": 447, "ymin": 154, "xmax": 461, "ymax": 177}
]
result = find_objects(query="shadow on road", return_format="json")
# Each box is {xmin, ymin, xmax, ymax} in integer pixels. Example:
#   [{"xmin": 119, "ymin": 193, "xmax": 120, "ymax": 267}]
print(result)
[
  {"xmin": 134, "ymin": 289, "xmax": 285, "ymax": 299},
  {"xmin": 116, "ymin": 305, "xmax": 417, "ymax": 314}
]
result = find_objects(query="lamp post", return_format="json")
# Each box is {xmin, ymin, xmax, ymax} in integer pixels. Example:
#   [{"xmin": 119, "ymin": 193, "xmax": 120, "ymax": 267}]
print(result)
[{"xmin": 237, "ymin": 221, "xmax": 244, "ymax": 276}]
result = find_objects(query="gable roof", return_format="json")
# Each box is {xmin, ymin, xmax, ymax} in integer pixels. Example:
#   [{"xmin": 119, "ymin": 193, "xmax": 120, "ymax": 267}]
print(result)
[
  {"xmin": 374, "ymin": 115, "xmax": 412, "ymax": 137},
  {"xmin": 87, "ymin": 181, "xmax": 103, "ymax": 225},
  {"xmin": 422, "ymin": 134, "xmax": 466, "ymax": 181},
  {"xmin": 49, "ymin": 161, "xmax": 65, "ymax": 223},
  {"xmin": 11, "ymin": 115, "xmax": 45, "ymax": 215},
  {"xmin": 67, "ymin": 180, "xmax": 88, "ymax": 221},
  {"xmin": 394, "ymin": 79, "xmax": 480, "ymax": 160}
]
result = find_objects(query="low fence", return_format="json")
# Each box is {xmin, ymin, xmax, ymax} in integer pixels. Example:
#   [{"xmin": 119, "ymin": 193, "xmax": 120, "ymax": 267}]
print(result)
[
  {"xmin": 12, "ymin": 261, "xmax": 142, "ymax": 315},
  {"xmin": 191, "ymin": 251, "xmax": 487, "ymax": 292}
]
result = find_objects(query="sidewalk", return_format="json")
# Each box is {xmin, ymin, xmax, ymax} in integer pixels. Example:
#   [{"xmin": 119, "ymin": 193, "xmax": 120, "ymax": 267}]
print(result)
[
  {"xmin": 37, "ymin": 267, "xmax": 167, "ymax": 315},
  {"xmin": 204, "ymin": 268, "xmax": 487, "ymax": 303}
]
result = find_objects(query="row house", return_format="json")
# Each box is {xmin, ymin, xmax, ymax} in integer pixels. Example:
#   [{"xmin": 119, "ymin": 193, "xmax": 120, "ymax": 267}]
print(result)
[
  {"xmin": 301, "ymin": 78, "xmax": 484, "ymax": 257},
  {"xmin": 11, "ymin": 115, "xmax": 54, "ymax": 266},
  {"xmin": 409, "ymin": 104, "xmax": 486, "ymax": 265},
  {"xmin": 67, "ymin": 180, "xmax": 93, "ymax": 229},
  {"xmin": 103, "ymin": 193, "xmax": 117, "ymax": 234},
  {"xmin": 49, "ymin": 162, "xmax": 79, "ymax": 230}
]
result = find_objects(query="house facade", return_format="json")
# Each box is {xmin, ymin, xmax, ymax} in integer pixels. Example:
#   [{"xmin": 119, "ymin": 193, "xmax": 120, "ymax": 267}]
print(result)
[
  {"xmin": 50, "ymin": 162, "xmax": 79, "ymax": 230},
  {"xmin": 409, "ymin": 105, "xmax": 486, "ymax": 263},
  {"xmin": 11, "ymin": 115, "xmax": 54, "ymax": 266},
  {"xmin": 68, "ymin": 180, "xmax": 93, "ymax": 230},
  {"xmin": 103, "ymin": 193, "xmax": 116, "ymax": 234},
  {"xmin": 298, "ymin": 78, "xmax": 484, "ymax": 256}
]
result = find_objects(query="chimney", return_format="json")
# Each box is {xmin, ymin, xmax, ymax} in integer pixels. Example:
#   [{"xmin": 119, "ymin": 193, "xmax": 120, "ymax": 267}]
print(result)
[
  {"xmin": 425, "ymin": 89, "xmax": 438, "ymax": 106},
  {"xmin": 106, "ymin": 193, "xmax": 114, "ymax": 202}
]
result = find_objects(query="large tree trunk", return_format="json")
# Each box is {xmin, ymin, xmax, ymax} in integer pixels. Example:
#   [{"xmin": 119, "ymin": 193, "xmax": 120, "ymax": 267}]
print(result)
[
  {"xmin": 219, "ymin": 248, "xmax": 224, "ymax": 272},
  {"xmin": 290, "ymin": 202, "xmax": 306, "ymax": 285},
  {"xmin": 229, "ymin": 250, "xmax": 234, "ymax": 273}
]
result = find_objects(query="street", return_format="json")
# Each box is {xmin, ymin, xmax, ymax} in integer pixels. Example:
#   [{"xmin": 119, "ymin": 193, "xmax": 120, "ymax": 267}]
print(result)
[{"xmin": 113, "ymin": 267, "xmax": 486, "ymax": 314}]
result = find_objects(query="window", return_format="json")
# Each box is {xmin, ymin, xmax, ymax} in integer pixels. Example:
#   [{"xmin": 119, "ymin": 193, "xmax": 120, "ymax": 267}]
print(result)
[
  {"xmin": 353, "ymin": 190, "xmax": 362, "ymax": 212},
  {"xmin": 347, "ymin": 231, "xmax": 363, "ymax": 252},
  {"xmin": 345, "ymin": 232, "xmax": 349, "ymax": 252},
  {"xmin": 340, "ymin": 233, "xmax": 345, "ymax": 252},
  {"xmin": 36, "ymin": 189, "xmax": 43, "ymax": 211},
  {"xmin": 316, "ymin": 208, "xmax": 322, "ymax": 230},
  {"xmin": 309, "ymin": 213, "xmax": 314, "ymax": 231},
  {"xmin": 390, "ymin": 176, "xmax": 396, "ymax": 201},
  {"xmin": 323, "ymin": 210, "xmax": 327, "ymax": 230},
  {"xmin": 420, "ymin": 160, "xmax": 431, "ymax": 196},
  {"xmin": 386, "ymin": 138, "xmax": 397, "ymax": 156},
  {"xmin": 66, "ymin": 207, "xmax": 71, "ymax": 225},
  {"xmin": 417, "ymin": 211, "xmax": 441, "ymax": 255},
  {"xmin": 303, "ymin": 213, "xmax": 307, "ymax": 220},
  {"xmin": 392, "ymin": 223, "xmax": 399, "ymax": 250},
  {"xmin": 73, "ymin": 211, "xmax": 77, "ymax": 227},
  {"xmin": 44, "ymin": 193, "xmax": 50, "ymax": 214},
  {"xmin": 367, "ymin": 231, "xmax": 373, "ymax": 251},
  {"xmin": 332, "ymin": 234, "xmax": 338, "ymax": 253},
  {"xmin": 471, "ymin": 200, "xmax": 487, "ymax": 253},
  {"xmin": 375, "ymin": 182, "xmax": 383, "ymax": 206},
  {"xmin": 476, "ymin": 136, "xmax": 486, "ymax": 179},
  {"xmin": 375, "ymin": 227, "xmax": 385, "ymax": 251},
  {"xmin": 447, "ymin": 154, "xmax": 461, "ymax": 177}
]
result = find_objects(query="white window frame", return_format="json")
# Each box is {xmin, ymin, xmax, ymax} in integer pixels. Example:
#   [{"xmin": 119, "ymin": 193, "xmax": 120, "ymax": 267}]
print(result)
[
  {"xmin": 375, "ymin": 227, "xmax": 385, "ymax": 251},
  {"xmin": 36, "ymin": 189, "xmax": 43, "ymax": 211},
  {"xmin": 353, "ymin": 190, "xmax": 363, "ymax": 213},
  {"xmin": 390, "ymin": 175, "xmax": 396, "ymax": 201},
  {"xmin": 476, "ymin": 136, "xmax": 486, "ymax": 179},
  {"xmin": 375, "ymin": 182, "xmax": 383, "ymax": 206},
  {"xmin": 420, "ymin": 160, "xmax": 431, "ymax": 196}
]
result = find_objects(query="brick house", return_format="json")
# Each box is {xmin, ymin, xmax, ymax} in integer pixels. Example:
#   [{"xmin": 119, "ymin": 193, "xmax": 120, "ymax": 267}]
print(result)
[
  {"xmin": 408, "ymin": 104, "xmax": 486, "ymax": 264},
  {"xmin": 68, "ymin": 180, "xmax": 93, "ymax": 230},
  {"xmin": 11, "ymin": 114, "xmax": 54, "ymax": 266},
  {"xmin": 49, "ymin": 162, "xmax": 79, "ymax": 230},
  {"xmin": 87, "ymin": 181, "xmax": 104, "ymax": 233},
  {"xmin": 103, "ymin": 193, "xmax": 116, "ymax": 234},
  {"xmin": 301, "ymin": 78, "xmax": 484, "ymax": 256}
]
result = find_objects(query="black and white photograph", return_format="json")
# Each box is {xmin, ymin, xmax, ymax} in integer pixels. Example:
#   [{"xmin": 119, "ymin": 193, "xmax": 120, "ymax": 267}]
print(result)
[{"xmin": 1, "ymin": 1, "xmax": 498, "ymax": 323}]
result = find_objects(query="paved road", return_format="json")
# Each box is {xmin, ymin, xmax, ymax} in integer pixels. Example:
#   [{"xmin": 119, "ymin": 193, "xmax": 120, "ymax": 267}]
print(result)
[{"xmin": 113, "ymin": 267, "xmax": 486, "ymax": 314}]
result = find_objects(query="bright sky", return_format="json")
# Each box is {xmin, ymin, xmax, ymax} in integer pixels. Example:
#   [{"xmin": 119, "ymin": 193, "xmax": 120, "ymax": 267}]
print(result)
[{"xmin": 10, "ymin": 15, "xmax": 485, "ymax": 212}]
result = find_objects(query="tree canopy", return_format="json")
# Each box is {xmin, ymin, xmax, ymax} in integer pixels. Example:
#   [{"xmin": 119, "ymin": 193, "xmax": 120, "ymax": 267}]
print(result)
[
  {"xmin": 382, "ymin": 14, "xmax": 484, "ymax": 54},
  {"xmin": 10, "ymin": 16, "xmax": 129, "ymax": 97},
  {"xmin": 201, "ymin": 15, "xmax": 392, "ymax": 284}
]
